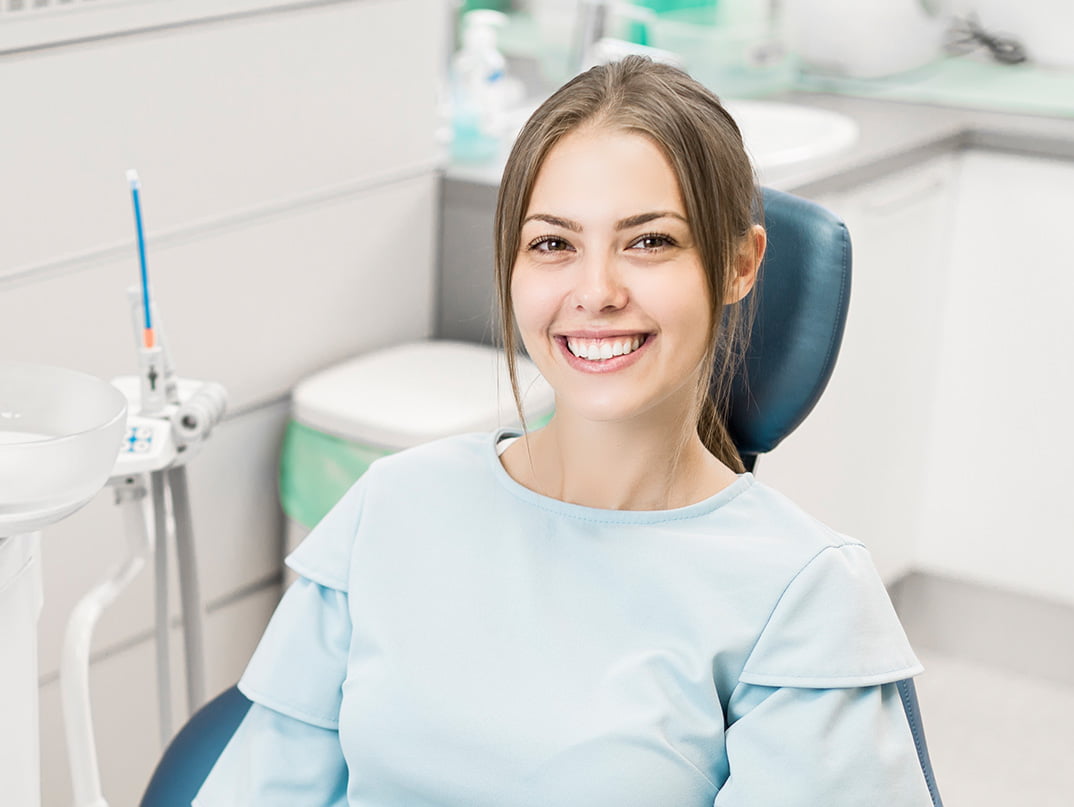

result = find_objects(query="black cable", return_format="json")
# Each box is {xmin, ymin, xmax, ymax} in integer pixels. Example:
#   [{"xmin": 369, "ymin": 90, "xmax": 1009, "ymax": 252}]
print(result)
[{"xmin": 946, "ymin": 13, "xmax": 1027, "ymax": 65}]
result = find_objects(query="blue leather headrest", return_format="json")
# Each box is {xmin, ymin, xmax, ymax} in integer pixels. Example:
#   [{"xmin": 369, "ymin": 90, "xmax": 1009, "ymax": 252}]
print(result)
[{"xmin": 726, "ymin": 188, "xmax": 852, "ymax": 465}]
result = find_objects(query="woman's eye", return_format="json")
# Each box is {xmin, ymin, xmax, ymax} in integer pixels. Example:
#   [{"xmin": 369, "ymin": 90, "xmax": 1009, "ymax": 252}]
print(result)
[
  {"xmin": 527, "ymin": 236, "xmax": 573, "ymax": 253},
  {"xmin": 630, "ymin": 233, "xmax": 677, "ymax": 251}
]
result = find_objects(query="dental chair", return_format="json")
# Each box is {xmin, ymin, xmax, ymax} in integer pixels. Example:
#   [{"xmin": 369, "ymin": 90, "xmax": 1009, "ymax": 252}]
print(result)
[
  {"xmin": 728, "ymin": 187, "xmax": 853, "ymax": 473},
  {"xmin": 139, "ymin": 187, "xmax": 855, "ymax": 805}
]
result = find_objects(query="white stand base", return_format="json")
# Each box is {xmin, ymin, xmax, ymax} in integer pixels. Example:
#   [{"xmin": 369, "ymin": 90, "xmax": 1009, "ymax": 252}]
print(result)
[{"xmin": 0, "ymin": 532, "xmax": 43, "ymax": 807}]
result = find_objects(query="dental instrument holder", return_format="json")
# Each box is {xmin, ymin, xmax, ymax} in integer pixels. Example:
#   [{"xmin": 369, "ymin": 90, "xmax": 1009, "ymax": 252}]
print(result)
[{"xmin": 61, "ymin": 289, "xmax": 227, "ymax": 807}]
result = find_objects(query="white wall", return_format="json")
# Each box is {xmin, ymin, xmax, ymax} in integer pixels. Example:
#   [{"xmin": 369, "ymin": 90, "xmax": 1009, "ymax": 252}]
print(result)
[{"xmin": 0, "ymin": 1, "xmax": 447, "ymax": 804}]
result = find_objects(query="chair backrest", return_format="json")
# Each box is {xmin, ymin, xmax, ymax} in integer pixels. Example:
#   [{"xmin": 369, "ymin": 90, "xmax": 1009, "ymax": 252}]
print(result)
[
  {"xmin": 140, "ymin": 685, "xmax": 251, "ymax": 807},
  {"xmin": 140, "ymin": 187, "xmax": 853, "ymax": 805},
  {"xmin": 728, "ymin": 187, "xmax": 852, "ymax": 471}
]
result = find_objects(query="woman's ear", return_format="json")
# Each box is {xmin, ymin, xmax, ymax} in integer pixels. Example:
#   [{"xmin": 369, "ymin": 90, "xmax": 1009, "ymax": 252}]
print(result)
[{"xmin": 725, "ymin": 225, "xmax": 766, "ymax": 305}]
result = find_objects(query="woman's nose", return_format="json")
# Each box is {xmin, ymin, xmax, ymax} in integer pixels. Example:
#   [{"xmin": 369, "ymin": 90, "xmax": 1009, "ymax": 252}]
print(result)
[{"xmin": 572, "ymin": 251, "xmax": 628, "ymax": 312}]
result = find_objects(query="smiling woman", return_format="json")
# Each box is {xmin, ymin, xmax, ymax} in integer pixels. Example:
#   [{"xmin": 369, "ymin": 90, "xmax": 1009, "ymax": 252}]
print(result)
[
  {"xmin": 505, "ymin": 127, "xmax": 737, "ymax": 507},
  {"xmin": 497, "ymin": 57, "xmax": 765, "ymax": 510},
  {"xmin": 193, "ymin": 56, "xmax": 942, "ymax": 807}
]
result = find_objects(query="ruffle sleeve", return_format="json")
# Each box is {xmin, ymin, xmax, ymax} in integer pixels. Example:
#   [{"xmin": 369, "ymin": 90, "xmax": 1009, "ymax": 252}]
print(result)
[
  {"xmin": 738, "ymin": 542, "xmax": 922, "ymax": 689},
  {"xmin": 194, "ymin": 476, "xmax": 371, "ymax": 805},
  {"xmin": 236, "ymin": 473, "xmax": 367, "ymax": 726},
  {"xmin": 714, "ymin": 683, "xmax": 937, "ymax": 806},
  {"xmin": 713, "ymin": 543, "xmax": 939, "ymax": 806},
  {"xmin": 237, "ymin": 577, "xmax": 350, "ymax": 729}
]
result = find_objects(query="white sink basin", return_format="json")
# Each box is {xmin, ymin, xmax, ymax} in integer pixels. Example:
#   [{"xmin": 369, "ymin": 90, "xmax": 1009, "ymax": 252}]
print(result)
[
  {"xmin": 723, "ymin": 100, "xmax": 859, "ymax": 173},
  {"xmin": 0, "ymin": 362, "xmax": 127, "ymax": 536}
]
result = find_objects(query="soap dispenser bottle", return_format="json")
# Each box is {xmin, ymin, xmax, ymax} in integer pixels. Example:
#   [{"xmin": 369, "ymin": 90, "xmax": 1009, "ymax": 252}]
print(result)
[{"xmin": 450, "ymin": 9, "xmax": 513, "ymax": 163}]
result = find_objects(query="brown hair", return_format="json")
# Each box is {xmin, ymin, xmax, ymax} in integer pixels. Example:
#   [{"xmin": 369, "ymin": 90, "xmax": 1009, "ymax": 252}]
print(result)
[{"xmin": 494, "ymin": 55, "xmax": 760, "ymax": 473}]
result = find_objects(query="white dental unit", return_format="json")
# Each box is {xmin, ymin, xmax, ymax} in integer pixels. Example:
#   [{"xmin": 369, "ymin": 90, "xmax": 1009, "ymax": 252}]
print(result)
[{"xmin": 0, "ymin": 172, "xmax": 227, "ymax": 807}]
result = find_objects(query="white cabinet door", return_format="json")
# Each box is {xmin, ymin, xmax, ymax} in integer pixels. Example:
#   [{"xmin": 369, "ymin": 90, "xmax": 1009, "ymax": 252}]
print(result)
[
  {"xmin": 758, "ymin": 157, "xmax": 958, "ymax": 583},
  {"xmin": 916, "ymin": 150, "xmax": 1074, "ymax": 606}
]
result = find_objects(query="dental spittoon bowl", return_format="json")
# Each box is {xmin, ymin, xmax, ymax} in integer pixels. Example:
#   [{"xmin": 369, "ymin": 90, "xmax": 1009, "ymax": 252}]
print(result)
[{"xmin": 0, "ymin": 361, "xmax": 128, "ymax": 536}]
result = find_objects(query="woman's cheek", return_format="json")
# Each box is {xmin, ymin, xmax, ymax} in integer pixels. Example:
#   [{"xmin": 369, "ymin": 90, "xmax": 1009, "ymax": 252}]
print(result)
[{"xmin": 511, "ymin": 270, "xmax": 560, "ymax": 336}]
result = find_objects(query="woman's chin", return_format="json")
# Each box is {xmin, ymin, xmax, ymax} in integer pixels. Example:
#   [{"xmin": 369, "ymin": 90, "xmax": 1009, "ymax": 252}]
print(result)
[{"xmin": 549, "ymin": 395, "xmax": 655, "ymax": 428}]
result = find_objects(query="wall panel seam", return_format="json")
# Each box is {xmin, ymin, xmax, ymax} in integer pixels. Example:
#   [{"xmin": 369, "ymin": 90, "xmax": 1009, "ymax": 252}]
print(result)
[
  {"xmin": 0, "ymin": 0, "xmax": 363, "ymax": 59},
  {"xmin": 36, "ymin": 569, "xmax": 282, "ymax": 687},
  {"xmin": 1, "ymin": 161, "xmax": 442, "ymax": 289}
]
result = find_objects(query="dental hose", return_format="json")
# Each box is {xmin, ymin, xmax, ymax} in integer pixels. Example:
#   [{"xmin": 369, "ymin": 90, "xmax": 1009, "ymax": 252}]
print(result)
[
  {"xmin": 151, "ymin": 471, "xmax": 173, "ymax": 745},
  {"xmin": 168, "ymin": 464, "xmax": 207, "ymax": 714},
  {"xmin": 167, "ymin": 382, "xmax": 227, "ymax": 716}
]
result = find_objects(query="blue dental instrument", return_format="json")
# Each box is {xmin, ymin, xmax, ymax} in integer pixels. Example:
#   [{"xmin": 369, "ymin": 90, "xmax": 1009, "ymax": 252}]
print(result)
[{"xmin": 126, "ymin": 169, "xmax": 167, "ymax": 414}]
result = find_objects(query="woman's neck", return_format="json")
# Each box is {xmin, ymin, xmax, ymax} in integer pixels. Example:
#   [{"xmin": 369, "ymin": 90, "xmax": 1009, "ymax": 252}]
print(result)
[{"xmin": 501, "ymin": 413, "xmax": 739, "ymax": 511}]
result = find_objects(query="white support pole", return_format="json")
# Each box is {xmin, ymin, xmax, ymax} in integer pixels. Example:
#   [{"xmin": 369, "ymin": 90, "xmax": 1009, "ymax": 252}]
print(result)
[{"xmin": 60, "ymin": 478, "xmax": 152, "ymax": 807}]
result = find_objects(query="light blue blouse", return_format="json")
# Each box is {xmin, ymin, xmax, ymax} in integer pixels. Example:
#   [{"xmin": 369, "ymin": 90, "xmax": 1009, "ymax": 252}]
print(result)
[{"xmin": 195, "ymin": 430, "xmax": 935, "ymax": 806}]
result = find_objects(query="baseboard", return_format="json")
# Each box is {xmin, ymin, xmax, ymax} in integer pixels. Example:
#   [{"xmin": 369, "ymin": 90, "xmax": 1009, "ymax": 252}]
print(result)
[{"xmin": 889, "ymin": 571, "xmax": 1074, "ymax": 689}]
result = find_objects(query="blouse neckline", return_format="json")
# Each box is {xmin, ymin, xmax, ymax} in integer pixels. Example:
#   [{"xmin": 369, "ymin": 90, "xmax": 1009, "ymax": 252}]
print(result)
[{"xmin": 487, "ymin": 428, "xmax": 755, "ymax": 525}]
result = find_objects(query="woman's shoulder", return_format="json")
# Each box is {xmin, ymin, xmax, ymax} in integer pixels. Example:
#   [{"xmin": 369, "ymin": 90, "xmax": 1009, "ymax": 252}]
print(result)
[
  {"xmin": 284, "ymin": 431, "xmax": 498, "ymax": 589},
  {"xmin": 717, "ymin": 475, "xmax": 860, "ymax": 561}
]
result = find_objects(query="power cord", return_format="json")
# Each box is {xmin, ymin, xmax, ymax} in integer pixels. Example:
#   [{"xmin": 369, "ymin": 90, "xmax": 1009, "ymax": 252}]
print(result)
[{"xmin": 946, "ymin": 13, "xmax": 1027, "ymax": 65}]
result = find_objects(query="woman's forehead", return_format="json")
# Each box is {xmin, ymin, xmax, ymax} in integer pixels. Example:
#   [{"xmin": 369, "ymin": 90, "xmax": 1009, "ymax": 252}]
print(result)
[{"xmin": 525, "ymin": 127, "xmax": 686, "ymax": 223}]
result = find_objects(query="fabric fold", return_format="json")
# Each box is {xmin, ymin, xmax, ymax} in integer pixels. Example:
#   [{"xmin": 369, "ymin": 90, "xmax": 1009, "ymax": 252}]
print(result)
[
  {"xmin": 238, "ymin": 473, "xmax": 372, "ymax": 727},
  {"xmin": 239, "ymin": 576, "xmax": 351, "ymax": 730},
  {"xmin": 715, "ymin": 682, "xmax": 935, "ymax": 805},
  {"xmin": 286, "ymin": 472, "xmax": 370, "ymax": 593},
  {"xmin": 738, "ymin": 543, "xmax": 922, "ymax": 688}
]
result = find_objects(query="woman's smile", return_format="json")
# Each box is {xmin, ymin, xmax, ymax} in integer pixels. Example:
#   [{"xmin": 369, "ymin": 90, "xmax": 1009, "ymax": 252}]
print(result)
[{"xmin": 557, "ymin": 333, "xmax": 652, "ymax": 373}]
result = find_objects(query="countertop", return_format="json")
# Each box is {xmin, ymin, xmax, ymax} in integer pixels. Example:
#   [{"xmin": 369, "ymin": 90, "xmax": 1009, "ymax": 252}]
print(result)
[
  {"xmin": 751, "ymin": 90, "xmax": 1074, "ymax": 195},
  {"xmin": 445, "ymin": 58, "xmax": 1074, "ymax": 195}
]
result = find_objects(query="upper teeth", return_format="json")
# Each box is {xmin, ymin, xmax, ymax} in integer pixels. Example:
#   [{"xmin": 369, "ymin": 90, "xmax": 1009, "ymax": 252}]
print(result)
[{"xmin": 566, "ymin": 335, "xmax": 644, "ymax": 361}]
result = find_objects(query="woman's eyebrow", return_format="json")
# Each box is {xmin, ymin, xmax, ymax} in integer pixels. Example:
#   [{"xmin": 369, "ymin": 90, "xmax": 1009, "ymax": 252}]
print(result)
[
  {"xmin": 615, "ymin": 211, "xmax": 687, "ymax": 230},
  {"xmin": 522, "ymin": 211, "xmax": 687, "ymax": 231},
  {"xmin": 522, "ymin": 213, "xmax": 582, "ymax": 231}
]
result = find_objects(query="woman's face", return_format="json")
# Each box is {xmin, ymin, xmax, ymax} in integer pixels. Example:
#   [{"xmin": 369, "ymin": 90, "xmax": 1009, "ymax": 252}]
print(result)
[{"xmin": 511, "ymin": 126, "xmax": 714, "ymax": 428}]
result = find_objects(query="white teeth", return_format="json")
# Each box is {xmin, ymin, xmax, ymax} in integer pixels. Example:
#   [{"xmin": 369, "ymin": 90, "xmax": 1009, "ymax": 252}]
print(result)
[{"xmin": 566, "ymin": 335, "xmax": 644, "ymax": 361}]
